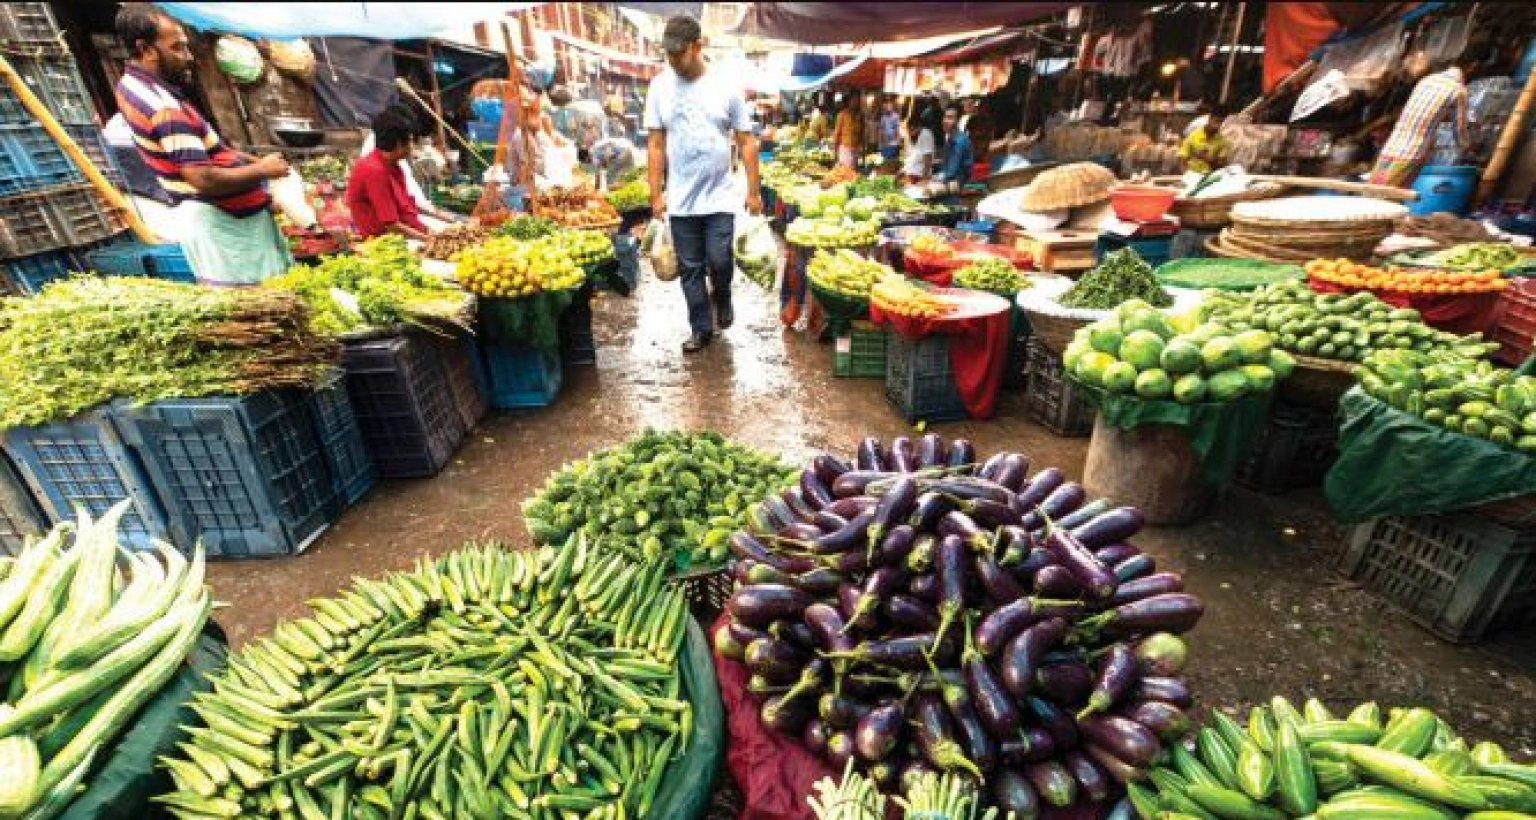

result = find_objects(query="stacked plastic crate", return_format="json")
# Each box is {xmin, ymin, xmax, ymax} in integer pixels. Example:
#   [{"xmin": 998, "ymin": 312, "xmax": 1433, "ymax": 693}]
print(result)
[{"xmin": 1, "ymin": 3, "xmax": 129, "ymax": 296}]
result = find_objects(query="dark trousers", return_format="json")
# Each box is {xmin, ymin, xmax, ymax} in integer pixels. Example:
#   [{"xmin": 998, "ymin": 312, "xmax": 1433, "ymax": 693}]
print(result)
[{"xmin": 669, "ymin": 213, "xmax": 735, "ymax": 336}]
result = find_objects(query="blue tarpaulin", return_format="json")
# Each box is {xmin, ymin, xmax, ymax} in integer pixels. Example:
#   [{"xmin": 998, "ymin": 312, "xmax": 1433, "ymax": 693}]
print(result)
[
  {"xmin": 156, "ymin": 2, "xmax": 540, "ymax": 40},
  {"xmin": 778, "ymin": 56, "xmax": 870, "ymax": 93}
]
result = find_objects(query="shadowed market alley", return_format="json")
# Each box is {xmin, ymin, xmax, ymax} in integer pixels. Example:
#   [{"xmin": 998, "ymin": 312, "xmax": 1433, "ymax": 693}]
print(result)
[{"xmin": 210, "ymin": 269, "xmax": 1536, "ymax": 753}]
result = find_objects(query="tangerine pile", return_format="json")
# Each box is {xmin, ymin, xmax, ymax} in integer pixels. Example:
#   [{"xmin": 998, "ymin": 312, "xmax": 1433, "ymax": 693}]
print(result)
[{"xmin": 1304, "ymin": 258, "xmax": 1507, "ymax": 294}]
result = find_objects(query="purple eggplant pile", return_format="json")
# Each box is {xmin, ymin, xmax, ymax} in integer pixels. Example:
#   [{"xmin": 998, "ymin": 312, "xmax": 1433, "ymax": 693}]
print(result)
[{"xmin": 716, "ymin": 434, "xmax": 1206, "ymax": 816}]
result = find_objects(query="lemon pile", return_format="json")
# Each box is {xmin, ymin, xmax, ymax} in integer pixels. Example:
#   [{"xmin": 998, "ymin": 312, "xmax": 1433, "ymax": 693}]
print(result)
[{"xmin": 455, "ymin": 236, "xmax": 585, "ymax": 298}]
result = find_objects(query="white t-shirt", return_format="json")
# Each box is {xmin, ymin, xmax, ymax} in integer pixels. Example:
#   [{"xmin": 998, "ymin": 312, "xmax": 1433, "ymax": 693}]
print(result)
[
  {"xmin": 903, "ymin": 128, "xmax": 937, "ymax": 177},
  {"xmin": 643, "ymin": 66, "xmax": 751, "ymax": 216}
]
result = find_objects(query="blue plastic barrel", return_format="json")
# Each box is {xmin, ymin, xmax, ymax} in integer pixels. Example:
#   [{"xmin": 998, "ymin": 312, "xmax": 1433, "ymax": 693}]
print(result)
[
  {"xmin": 1410, "ymin": 166, "xmax": 1478, "ymax": 216},
  {"xmin": 956, "ymin": 220, "xmax": 996, "ymax": 244}
]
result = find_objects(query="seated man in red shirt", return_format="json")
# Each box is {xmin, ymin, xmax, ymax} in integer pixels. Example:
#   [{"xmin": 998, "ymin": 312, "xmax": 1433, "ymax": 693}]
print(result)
[{"xmin": 346, "ymin": 110, "xmax": 430, "ymax": 240}]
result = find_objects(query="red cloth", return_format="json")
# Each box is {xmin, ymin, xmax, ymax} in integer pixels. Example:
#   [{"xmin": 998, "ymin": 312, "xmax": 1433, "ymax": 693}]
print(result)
[
  {"xmin": 870, "ymin": 289, "xmax": 1012, "ymax": 419},
  {"xmin": 902, "ymin": 241, "xmax": 1033, "ymax": 287},
  {"xmin": 346, "ymin": 150, "xmax": 426, "ymax": 239},
  {"xmin": 1307, "ymin": 280, "xmax": 1502, "ymax": 336}
]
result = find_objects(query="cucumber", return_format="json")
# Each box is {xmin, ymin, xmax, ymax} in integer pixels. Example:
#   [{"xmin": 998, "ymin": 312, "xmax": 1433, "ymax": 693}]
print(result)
[
  {"xmin": 1184, "ymin": 784, "xmax": 1285, "ymax": 820},
  {"xmin": 1377, "ymin": 708, "xmax": 1439, "ymax": 757},
  {"xmin": 1300, "ymin": 721, "xmax": 1382, "ymax": 746},
  {"xmin": 1315, "ymin": 791, "xmax": 1457, "ymax": 820},
  {"xmin": 1274, "ymin": 721, "xmax": 1318, "ymax": 815}
]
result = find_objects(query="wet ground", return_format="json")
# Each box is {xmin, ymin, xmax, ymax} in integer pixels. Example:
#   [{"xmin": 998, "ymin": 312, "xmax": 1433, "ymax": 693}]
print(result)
[{"xmin": 210, "ymin": 269, "xmax": 1536, "ymax": 757}]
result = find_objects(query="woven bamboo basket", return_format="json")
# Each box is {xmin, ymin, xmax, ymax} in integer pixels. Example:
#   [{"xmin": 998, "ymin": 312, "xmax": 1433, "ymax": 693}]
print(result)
[
  {"xmin": 1279, "ymin": 354, "xmax": 1358, "ymax": 409},
  {"xmin": 1150, "ymin": 178, "xmax": 1288, "ymax": 230},
  {"xmin": 1024, "ymin": 308, "xmax": 1092, "ymax": 354}
]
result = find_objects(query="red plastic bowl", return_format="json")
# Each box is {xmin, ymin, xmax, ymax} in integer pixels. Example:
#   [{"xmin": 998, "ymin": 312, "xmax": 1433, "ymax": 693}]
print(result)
[{"xmin": 1110, "ymin": 185, "xmax": 1178, "ymax": 222}]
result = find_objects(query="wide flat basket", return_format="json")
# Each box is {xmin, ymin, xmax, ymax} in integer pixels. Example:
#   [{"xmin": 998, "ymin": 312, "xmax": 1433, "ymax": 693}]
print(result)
[
  {"xmin": 1022, "ymin": 308, "xmax": 1090, "ymax": 355},
  {"xmin": 1150, "ymin": 178, "xmax": 1288, "ymax": 230}
]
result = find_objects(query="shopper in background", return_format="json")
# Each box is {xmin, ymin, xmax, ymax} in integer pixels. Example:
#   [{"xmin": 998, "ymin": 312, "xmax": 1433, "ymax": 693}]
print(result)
[
  {"xmin": 936, "ymin": 103, "xmax": 974, "ymax": 196},
  {"xmin": 879, "ymin": 98, "xmax": 902, "ymax": 164},
  {"xmin": 346, "ymin": 110, "xmax": 431, "ymax": 240},
  {"xmin": 1179, "ymin": 104, "xmax": 1230, "ymax": 173},
  {"xmin": 113, "ymin": 2, "xmax": 292, "ymax": 286},
  {"xmin": 646, "ymin": 15, "xmax": 762, "ymax": 353},
  {"xmin": 535, "ymin": 114, "xmax": 580, "ymax": 189},
  {"xmin": 831, "ymin": 93, "xmax": 863, "ymax": 167},
  {"xmin": 1367, "ymin": 45, "xmax": 1486, "ymax": 187},
  {"xmin": 900, "ymin": 114, "xmax": 937, "ymax": 182},
  {"xmin": 807, "ymin": 104, "xmax": 831, "ymax": 142}
]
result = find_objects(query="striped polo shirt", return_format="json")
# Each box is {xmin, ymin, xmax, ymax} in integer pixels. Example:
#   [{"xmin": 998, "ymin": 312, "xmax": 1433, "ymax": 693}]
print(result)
[{"xmin": 114, "ymin": 63, "xmax": 270, "ymax": 217}]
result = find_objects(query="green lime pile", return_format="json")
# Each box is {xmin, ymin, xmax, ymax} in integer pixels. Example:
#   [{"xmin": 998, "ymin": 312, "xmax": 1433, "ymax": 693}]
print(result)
[
  {"xmin": 1065, "ymin": 299, "xmax": 1294, "ymax": 403},
  {"xmin": 953, "ymin": 257, "xmax": 1028, "ymax": 294}
]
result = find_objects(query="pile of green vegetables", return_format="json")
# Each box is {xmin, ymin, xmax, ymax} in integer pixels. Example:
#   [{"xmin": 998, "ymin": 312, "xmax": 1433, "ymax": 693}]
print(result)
[
  {"xmin": 1153, "ymin": 259, "xmax": 1304, "ymax": 292},
  {"xmin": 810, "ymin": 765, "xmax": 998, "ymax": 820},
  {"xmin": 1201, "ymin": 282, "xmax": 1497, "ymax": 364},
  {"xmin": 1428, "ymin": 242, "xmax": 1527, "ymax": 270},
  {"xmin": 1133, "ymin": 697, "xmax": 1536, "ymax": 820},
  {"xmin": 1357, "ymin": 348, "xmax": 1536, "ymax": 453},
  {"xmin": 296, "ymin": 156, "xmax": 347, "ymax": 186},
  {"xmin": 497, "ymin": 215, "xmax": 562, "ymax": 241},
  {"xmin": 265, "ymin": 235, "xmax": 471, "ymax": 337},
  {"xmin": 432, "ymin": 183, "xmax": 483, "ymax": 215},
  {"xmin": 1060, "ymin": 249, "xmax": 1173, "ymax": 310},
  {"xmin": 954, "ymin": 258, "xmax": 1029, "ymax": 294},
  {"xmin": 0, "ymin": 503, "xmax": 211, "ymax": 819},
  {"xmin": 0, "ymin": 277, "xmax": 336, "ymax": 429},
  {"xmin": 523, "ymin": 429, "xmax": 796, "ymax": 569},
  {"xmin": 849, "ymin": 176, "xmax": 899, "ymax": 200},
  {"xmin": 156, "ymin": 538, "xmax": 698, "ymax": 820},
  {"xmin": 606, "ymin": 178, "xmax": 650, "ymax": 212}
]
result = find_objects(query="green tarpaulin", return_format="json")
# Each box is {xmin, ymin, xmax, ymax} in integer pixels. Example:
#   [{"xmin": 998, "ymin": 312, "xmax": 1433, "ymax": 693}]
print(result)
[
  {"xmin": 478, "ymin": 290, "xmax": 577, "ymax": 353},
  {"xmin": 1079, "ymin": 384, "xmax": 1274, "ymax": 486}
]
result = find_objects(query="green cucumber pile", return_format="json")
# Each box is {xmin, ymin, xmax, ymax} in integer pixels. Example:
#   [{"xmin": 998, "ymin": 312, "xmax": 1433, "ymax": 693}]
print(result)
[
  {"xmin": 523, "ymin": 429, "xmax": 796, "ymax": 568},
  {"xmin": 1357, "ymin": 349, "xmax": 1536, "ymax": 453},
  {"xmin": 1134, "ymin": 697, "xmax": 1535, "ymax": 820},
  {"xmin": 0, "ymin": 503, "xmax": 212, "ymax": 819},
  {"xmin": 156, "ymin": 538, "xmax": 696, "ymax": 820}
]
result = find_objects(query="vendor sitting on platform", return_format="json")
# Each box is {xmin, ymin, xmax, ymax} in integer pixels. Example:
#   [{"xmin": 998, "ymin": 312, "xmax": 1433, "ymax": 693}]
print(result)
[
  {"xmin": 1179, "ymin": 105, "xmax": 1229, "ymax": 174},
  {"xmin": 347, "ymin": 110, "xmax": 431, "ymax": 241},
  {"xmin": 936, "ymin": 103, "xmax": 974, "ymax": 193}
]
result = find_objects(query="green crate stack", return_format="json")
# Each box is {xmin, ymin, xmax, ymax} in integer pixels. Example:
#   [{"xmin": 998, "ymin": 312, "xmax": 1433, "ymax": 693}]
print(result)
[{"xmin": 833, "ymin": 320, "xmax": 888, "ymax": 378}]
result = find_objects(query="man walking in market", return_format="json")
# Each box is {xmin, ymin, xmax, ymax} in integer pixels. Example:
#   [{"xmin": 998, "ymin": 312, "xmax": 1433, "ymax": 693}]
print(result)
[
  {"xmin": 113, "ymin": 3, "xmax": 294, "ymax": 286},
  {"xmin": 646, "ymin": 15, "xmax": 763, "ymax": 353}
]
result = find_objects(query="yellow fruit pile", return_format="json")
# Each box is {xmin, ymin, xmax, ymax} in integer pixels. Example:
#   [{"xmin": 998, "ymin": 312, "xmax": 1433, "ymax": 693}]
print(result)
[
  {"xmin": 455, "ymin": 236, "xmax": 585, "ymax": 298},
  {"xmin": 910, "ymin": 232, "xmax": 956, "ymax": 258},
  {"xmin": 871, "ymin": 274, "xmax": 958, "ymax": 320}
]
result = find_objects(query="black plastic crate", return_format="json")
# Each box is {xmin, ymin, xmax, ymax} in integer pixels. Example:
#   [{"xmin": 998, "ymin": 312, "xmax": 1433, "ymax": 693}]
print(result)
[
  {"xmin": 342, "ymin": 334, "xmax": 465, "ymax": 478},
  {"xmin": 1, "ymin": 408, "xmax": 170, "ymax": 551},
  {"xmin": 307, "ymin": 369, "xmax": 377, "ymax": 507},
  {"xmin": 0, "ymin": 52, "xmax": 95, "ymax": 126},
  {"xmin": 1341, "ymin": 513, "xmax": 1536, "ymax": 643},
  {"xmin": 424, "ymin": 330, "xmax": 488, "ymax": 430},
  {"xmin": 1236, "ymin": 401, "xmax": 1339, "ymax": 493},
  {"xmin": 0, "ymin": 451, "xmax": 46, "ymax": 556},
  {"xmin": 1002, "ymin": 304, "xmax": 1031, "ymax": 390},
  {"xmin": 113, "ymin": 391, "xmax": 340, "ymax": 558},
  {"xmin": 0, "ymin": 184, "xmax": 123, "ymax": 258},
  {"xmin": 885, "ymin": 333, "xmax": 968, "ymax": 423},
  {"xmin": 559, "ymin": 283, "xmax": 597, "ymax": 367},
  {"xmin": 1022, "ymin": 338, "xmax": 1095, "ymax": 437}
]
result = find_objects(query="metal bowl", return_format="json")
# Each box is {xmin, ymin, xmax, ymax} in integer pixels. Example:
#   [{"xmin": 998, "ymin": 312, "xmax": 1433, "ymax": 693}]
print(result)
[{"xmin": 273, "ymin": 127, "xmax": 324, "ymax": 148}]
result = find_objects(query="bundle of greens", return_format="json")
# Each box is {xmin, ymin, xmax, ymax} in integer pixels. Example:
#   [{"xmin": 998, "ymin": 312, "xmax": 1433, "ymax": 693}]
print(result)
[
  {"xmin": 496, "ymin": 215, "xmax": 562, "ymax": 240},
  {"xmin": 1059, "ymin": 248, "xmax": 1173, "ymax": 309},
  {"xmin": 265, "ymin": 235, "xmax": 472, "ymax": 336},
  {"xmin": 0, "ymin": 278, "xmax": 338, "ymax": 429}
]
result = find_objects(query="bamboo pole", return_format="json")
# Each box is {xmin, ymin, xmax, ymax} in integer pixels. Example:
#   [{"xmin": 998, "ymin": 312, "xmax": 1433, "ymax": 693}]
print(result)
[
  {"xmin": 0, "ymin": 53, "xmax": 155, "ymax": 243},
  {"xmin": 1220, "ymin": 2, "xmax": 1247, "ymax": 105},
  {"xmin": 501, "ymin": 20, "xmax": 536, "ymax": 209},
  {"xmin": 424, "ymin": 41, "xmax": 449, "ymax": 155},
  {"xmin": 1476, "ymin": 64, "xmax": 1536, "ymax": 206}
]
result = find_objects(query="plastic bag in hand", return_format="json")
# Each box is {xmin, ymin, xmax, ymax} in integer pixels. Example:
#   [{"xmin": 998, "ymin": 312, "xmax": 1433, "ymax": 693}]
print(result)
[
  {"xmin": 646, "ymin": 220, "xmax": 679, "ymax": 282},
  {"xmin": 733, "ymin": 215, "xmax": 778, "ymax": 289}
]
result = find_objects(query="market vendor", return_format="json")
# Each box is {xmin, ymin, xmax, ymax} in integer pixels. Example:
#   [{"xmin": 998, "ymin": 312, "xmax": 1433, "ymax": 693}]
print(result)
[
  {"xmin": 1367, "ymin": 46, "xmax": 1485, "ymax": 188},
  {"xmin": 936, "ymin": 103, "xmax": 974, "ymax": 195},
  {"xmin": 900, "ymin": 113, "xmax": 938, "ymax": 182},
  {"xmin": 346, "ymin": 110, "xmax": 431, "ymax": 241},
  {"xmin": 1179, "ymin": 105, "xmax": 1230, "ymax": 174},
  {"xmin": 360, "ymin": 105, "xmax": 460, "ymax": 231},
  {"xmin": 113, "ymin": 3, "xmax": 293, "ymax": 286},
  {"xmin": 831, "ymin": 94, "xmax": 864, "ymax": 168}
]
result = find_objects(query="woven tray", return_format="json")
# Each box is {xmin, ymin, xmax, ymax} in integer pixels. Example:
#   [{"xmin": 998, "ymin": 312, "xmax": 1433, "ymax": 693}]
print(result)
[
  {"xmin": 1153, "ymin": 179, "xmax": 1289, "ymax": 230},
  {"xmin": 1230, "ymin": 196, "xmax": 1409, "ymax": 225},
  {"xmin": 1207, "ymin": 235, "xmax": 1309, "ymax": 265},
  {"xmin": 1279, "ymin": 353, "xmax": 1358, "ymax": 409}
]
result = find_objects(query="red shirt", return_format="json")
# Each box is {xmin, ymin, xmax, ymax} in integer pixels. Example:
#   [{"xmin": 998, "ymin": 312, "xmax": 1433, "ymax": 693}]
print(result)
[{"xmin": 345, "ymin": 150, "xmax": 425, "ymax": 238}]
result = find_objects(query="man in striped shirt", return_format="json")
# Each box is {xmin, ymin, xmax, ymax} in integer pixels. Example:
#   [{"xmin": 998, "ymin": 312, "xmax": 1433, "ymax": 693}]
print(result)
[
  {"xmin": 1367, "ymin": 46, "xmax": 1487, "ymax": 189},
  {"xmin": 113, "ymin": 3, "xmax": 292, "ymax": 285}
]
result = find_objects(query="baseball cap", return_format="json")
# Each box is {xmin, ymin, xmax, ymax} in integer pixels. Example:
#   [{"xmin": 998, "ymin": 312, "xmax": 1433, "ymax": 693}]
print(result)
[{"xmin": 662, "ymin": 16, "xmax": 701, "ymax": 54}]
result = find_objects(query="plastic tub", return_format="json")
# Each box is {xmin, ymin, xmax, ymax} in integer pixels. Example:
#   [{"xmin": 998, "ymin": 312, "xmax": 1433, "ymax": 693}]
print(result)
[
  {"xmin": 1110, "ymin": 185, "xmax": 1178, "ymax": 222},
  {"xmin": 1409, "ymin": 166, "xmax": 1478, "ymax": 216}
]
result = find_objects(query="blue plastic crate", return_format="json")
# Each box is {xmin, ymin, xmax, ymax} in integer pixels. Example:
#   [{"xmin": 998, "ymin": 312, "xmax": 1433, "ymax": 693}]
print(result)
[
  {"xmin": 0, "ymin": 452, "xmax": 46, "ymax": 556},
  {"xmin": 1, "ymin": 409, "xmax": 170, "ymax": 551},
  {"xmin": 0, "ymin": 123, "xmax": 78, "ymax": 195},
  {"xmin": 341, "ymin": 334, "xmax": 465, "ymax": 478},
  {"xmin": 481, "ymin": 338, "xmax": 562, "ymax": 409},
  {"xmin": 113, "ymin": 391, "xmax": 340, "ymax": 559},
  {"xmin": 2, "ymin": 249, "xmax": 74, "ymax": 295},
  {"xmin": 83, "ymin": 241, "xmax": 196, "ymax": 284},
  {"xmin": 1094, "ymin": 233, "xmax": 1172, "ymax": 269},
  {"xmin": 307, "ymin": 369, "xmax": 377, "ymax": 507}
]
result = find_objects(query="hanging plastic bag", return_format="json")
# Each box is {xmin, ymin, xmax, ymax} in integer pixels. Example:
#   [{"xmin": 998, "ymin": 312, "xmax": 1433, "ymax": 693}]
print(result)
[
  {"xmin": 645, "ymin": 219, "xmax": 679, "ymax": 282},
  {"xmin": 215, "ymin": 35, "xmax": 265, "ymax": 84},
  {"xmin": 269, "ymin": 169, "xmax": 317, "ymax": 228},
  {"xmin": 733, "ymin": 215, "xmax": 778, "ymax": 289}
]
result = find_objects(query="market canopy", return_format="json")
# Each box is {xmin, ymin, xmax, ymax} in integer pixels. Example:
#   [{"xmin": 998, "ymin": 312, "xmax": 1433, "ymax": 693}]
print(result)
[
  {"xmin": 156, "ymin": 2, "xmax": 542, "ymax": 40},
  {"xmin": 731, "ymin": 2, "xmax": 1074, "ymax": 46},
  {"xmin": 778, "ymin": 55, "xmax": 878, "ymax": 93}
]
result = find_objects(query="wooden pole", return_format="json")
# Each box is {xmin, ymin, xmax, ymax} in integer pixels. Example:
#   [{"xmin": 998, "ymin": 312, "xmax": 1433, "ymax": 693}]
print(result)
[
  {"xmin": 424, "ymin": 41, "xmax": 449, "ymax": 155},
  {"xmin": 0, "ymin": 54, "xmax": 155, "ymax": 243},
  {"xmin": 1476, "ymin": 65, "xmax": 1536, "ymax": 206},
  {"xmin": 1220, "ymin": 2, "xmax": 1247, "ymax": 105},
  {"xmin": 501, "ymin": 20, "xmax": 536, "ymax": 208}
]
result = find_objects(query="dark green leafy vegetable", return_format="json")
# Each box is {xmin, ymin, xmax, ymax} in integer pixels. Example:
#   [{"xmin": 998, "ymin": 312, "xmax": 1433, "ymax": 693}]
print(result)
[{"xmin": 1059, "ymin": 249, "xmax": 1172, "ymax": 309}]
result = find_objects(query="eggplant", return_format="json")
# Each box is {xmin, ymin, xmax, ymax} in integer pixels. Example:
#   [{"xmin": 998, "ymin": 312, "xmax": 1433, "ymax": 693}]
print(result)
[
  {"xmin": 1085, "ymin": 743, "xmax": 1147, "ymax": 784},
  {"xmin": 813, "ymin": 454, "xmax": 851, "ymax": 485},
  {"xmin": 908, "ymin": 572, "xmax": 938, "ymax": 602},
  {"xmin": 1106, "ymin": 797, "xmax": 1137, "ymax": 820},
  {"xmin": 879, "ymin": 525, "xmax": 918, "ymax": 566},
  {"xmin": 846, "ymin": 566, "xmax": 906, "ymax": 632},
  {"xmin": 822, "ymin": 549, "xmax": 872, "ymax": 575},
  {"xmin": 963, "ymin": 498, "xmax": 1019, "ymax": 529},
  {"xmin": 917, "ymin": 433, "xmax": 947, "ymax": 468},
  {"xmin": 1071, "ymin": 506, "xmax": 1146, "ymax": 549},
  {"xmin": 803, "ymin": 719, "xmax": 830, "ymax": 757},
  {"xmin": 1014, "ymin": 467, "xmax": 1064, "ymax": 510},
  {"xmin": 857, "ymin": 437, "xmax": 885, "ymax": 471},
  {"xmin": 761, "ymin": 692, "xmax": 813, "ymax": 734},
  {"xmin": 884, "ymin": 594, "xmax": 940, "ymax": 632},
  {"xmin": 994, "ymin": 453, "xmax": 1030, "ymax": 492},
  {"xmin": 744, "ymin": 638, "xmax": 805, "ymax": 683},
  {"xmin": 833, "ymin": 471, "xmax": 892, "ymax": 499},
  {"xmin": 1108, "ymin": 573, "xmax": 1185, "ymax": 606},
  {"xmin": 906, "ymin": 534, "xmax": 936, "ymax": 574},
  {"xmin": 1035, "ymin": 659, "xmax": 1093, "ymax": 706},
  {"xmin": 729, "ymin": 584, "xmax": 811, "ymax": 627},
  {"xmin": 927, "ymin": 478, "xmax": 1013, "ymax": 504},
  {"xmin": 973, "ymin": 551, "xmax": 1026, "ymax": 604},
  {"xmin": 947, "ymin": 439, "xmax": 976, "ymax": 470},
  {"xmin": 818, "ymin": 692, "xmax": 873, "ymax": 729},
  {"xmin": 770, "ymin": 620, "xmax": 817, "ymax": 651},
  {"xmin": 1027, "ymin": 695, "xmax": 1081, "ymax": 750},
  {"xmin": 977, "ymin": 453, "xmax": 1007, "ymax": 481},
  {"xmin": 1094, "ymin": 543, "xmax": 1141, "ymax": 565},
  {"xmin": 1041, "ymin": 525, "xmax": 1117, "ymax": 600},
  {"xmin": 1020, "ymin": 482, "xmax": 1087, "ymax": 531},
  {"xmin": 1054, "ymin": 497, "xmax": 1115, "ymax": 531},
  {"xmin": 825, "ymin": 633, "xmax": 953, "ymax": 670},
  {"xmin": 800, "ymin": 468, "xmax": 835, "ymax": 510},
  {"xmin": 1079, "ymin": 714, "xmax": 1161, "ymax": 766},
  {"xmin": 977, "ymin": 597, "xmax": 1067, "ymax": 657},
  {"xmin": 804, "ymin": 603, "xmax": 853, "ymax": 654},
  {"xmin": 1001, "ymin": 618, "xmax": 1068, "ymax": 698},
  {"xmin": 1133, "ymin": 676, "xmax": 1192, "ymax": 708},
  {"xmin": 938, "ymin": 511, "xmax": 991, "ymax": 553},
  {"xmin": 1064, "ymin": 749, "xmax": 1111, "ymax": 803},
  {"xmin": 744, "ymin": 562, "xmax": 797, "ymax": 587},
  {"xmin": 827, "ymin": 496, "xmax": 878, "ymax": 519},
  {"xmin": 714, "ymin": 625, "xmax": 749, "ymax": 660},
  {"xmin": 889, "ymin": 437, "xmax": 917, "ymax": 473},
  {"xmin": 911, "ymin": 694, "xmax": 981, "ymax": 778},
  {"xmin": 1078, "ymin": 643, "xmax": 1139, "ymax": 719},
  {"xmin": 1112, "ymin": 553, "xmax": 1156, "ymax": 583},
  {"xmin": 1000, "ymin": 728, "xmax": 1057, "ymax": 764},
  {"xmin": 996, "ymin": 526, "xmax": 1033, "ymax": 567},
  {"xmin": 748, "ymin": 675, "xmax": 788, "ymax": 696},
  {"xmin": 961, "ymin": 619, "xmax": 1020, "ymax": 739},
  {"xmin": 727, "ymin": 620, "xmax": 771, "ymax": 647},
  {"xmin": 854, "ymin": 702, "xmax": 904, "ymax": 761},
  {"xmin": 946, "ymin": 698, "xmax": 997, "ymax": 772},
  {"xmin": 827, "ymin": 731, "xmax": 856, "ymax": 770},
  {"xmin": 794, "ymin": 567, "xmax": 845, "ymax": 597},
  {"xmin": 1013, "ymin": 547, "xmax": 1056, "ymax": 581},
  {"xmin": 837, "ymin": 583, "xmax": 862, "ymax": 623},
  {"xmin": 933, "ymin": 535, "xmax": 968, "ymax": 642},
  {"xmin": 1033, "ymin": 564, "xmax": 1084, "ymax": 598},
  {"xmin": 867, "ymin": 476, "xmax": 919, "ymax": 554},
  {"xmin": 812, "ymin": 510, "xmax": 875, "ymax": 554},
  {"xmin": 730, "ymin": 531, "xmax": 774, "ymax": 564},
  {"xmin": 1117, "ymin": 700, "xmax": 1190, "ymax": 742},
  {"xmin": 1092, "ymin": 593, "xmax": 1205, "ymax": 637},
  {"xmin": 908, "ymin": 491, "xmax": 956, "ymax": 532},
  {"xmin": 783, "ymin": 489, "xmax": 817, "ymax": 522},
  {"xmin": 777, "ymin": 522, "xmax": 823, "ymax": 543},
  {"xmin": 991, "ymin": 769, "xmax": 1041, "ymax": 820},
  {"xmin": 1025, "ymin": 760, "xmax": 1077, "ymax": 808}
]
